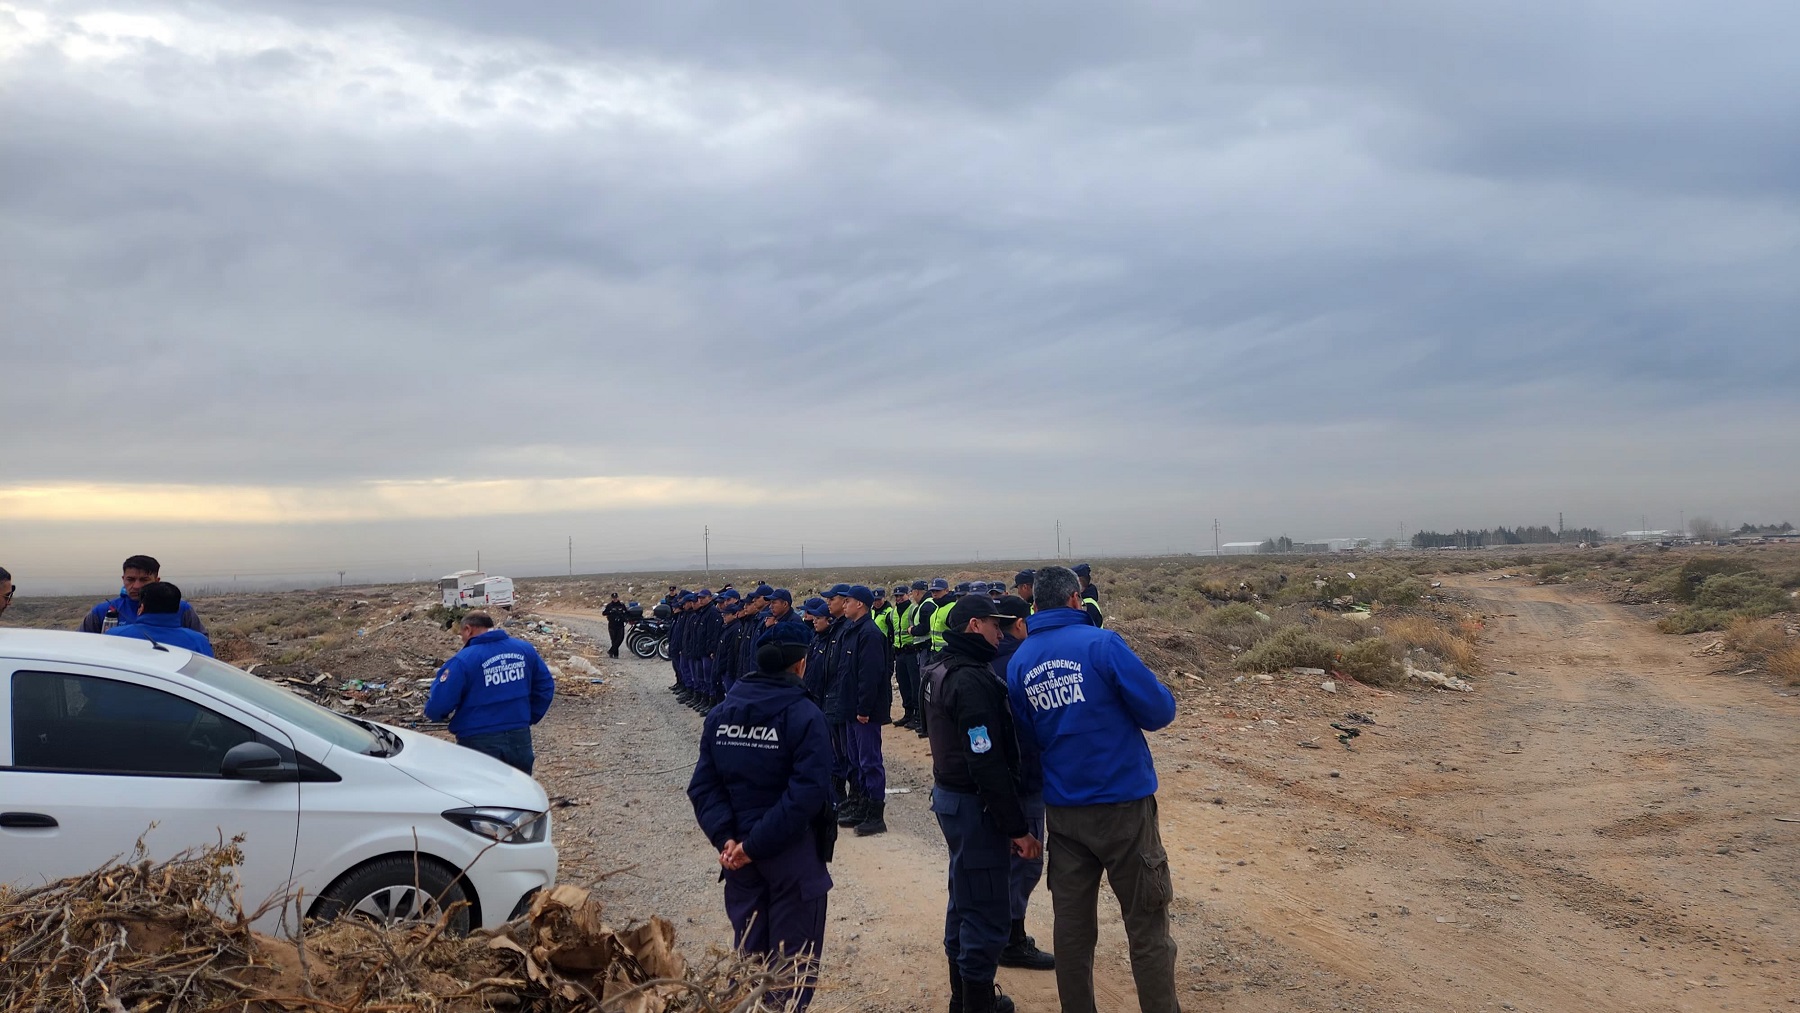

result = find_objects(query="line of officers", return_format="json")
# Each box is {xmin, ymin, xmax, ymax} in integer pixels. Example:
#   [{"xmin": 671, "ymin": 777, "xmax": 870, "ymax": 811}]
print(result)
[{"xmin": 679, "ymin": 564, "xmax": 1180, "ymax": 1013}]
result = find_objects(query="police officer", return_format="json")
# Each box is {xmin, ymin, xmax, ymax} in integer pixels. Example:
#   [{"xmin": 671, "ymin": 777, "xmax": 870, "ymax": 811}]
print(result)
[
  {"xmin": 923, "ymin": 593, "xmax": 1039, "ymax": 1013},
  {"xmin": 818, "ymin": 584, "xmax": 857, "ymax": 821},
  {"xmin": 425, "ymin": 611, "xmax": 557, "ymax": 774},
  {"xmin": 693, "ymin": 589, "xmax": 724, "ymax": 710},
  {"xmin": 912, "ymin": 577, "xmax": 955, "ymax": 739},
  {"xmin": 602, "ymin": 593, "xmax": 629, "ymax": 658},
  {"xmin": 1073, "ymin": 563, "xmax": 1104, "ymax": 628},
  {"xmin": 991, "ymin": 594, "xmax": 1054, "ymax": 971},
  {"xmin": 894, "ymin": 582, "xmax": 926, "ymax": 730},
  {"xmin": 834, "ymin": 585, "xmax": 891, "ymax": 836},
  {"xmin": 1011, "ymin": 570, "xmax": 1035, "ymax": 609},
  {"xmin": 688, "ymin": 621, "xmax": 835, "ymax": 1012},
  {"xmin": 800, "ymin": 596, "xmax": 834, "ymax": 704},
  {"xmin": 671, "ymin": 592, "xmax": 696, "ymax": 704}
]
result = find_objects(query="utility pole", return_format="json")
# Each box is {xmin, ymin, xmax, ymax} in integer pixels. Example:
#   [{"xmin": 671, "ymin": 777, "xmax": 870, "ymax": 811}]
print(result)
[
  {"xmin": 568, "ymin": 536, "xmax": 573, "ymax": 576},
  {"xmin": 1559, "ymin": 512, "xmax": 1564, "ymax": 540},
  {"xmin": 1055, "ymin": 520, "xmax": 1061, "ymax": 560},
  {"xmin": 800, "ymin": 544, "xmax": 805, "ymax": 571},
  {"xmin": 704, "ymin": 525, "xmax": 711, "ymax": 577},
  {"xmin": 476, "ymin": 550, "xmax": 481, "ymax": 572},
  {"xmin": 1213, "ymin": 518, "xmax": 1221, "ymax": 556},
  {"xmin": 337, "ymin": 570, "xmax": 345, "ymax": 587}
]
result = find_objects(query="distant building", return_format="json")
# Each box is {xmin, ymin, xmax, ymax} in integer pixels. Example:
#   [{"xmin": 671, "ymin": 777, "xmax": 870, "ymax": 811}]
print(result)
[
  {"xmin": 1619, "ymin": 530, "xmax": 1675, "ymax": 542},
  {"xmin": 1324, "ymin": 538, "xmax": 1371, "ymax": 552},
  {"xmin": 1220, "ymin": 542, "xmax": 1265, "ymax": 556}
]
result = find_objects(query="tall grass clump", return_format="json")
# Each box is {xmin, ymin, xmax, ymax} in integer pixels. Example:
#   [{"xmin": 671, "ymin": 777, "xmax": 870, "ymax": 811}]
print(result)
[{"xmin": 1234, "ymin": 626, "xmax": 1337, "ymax": 672}]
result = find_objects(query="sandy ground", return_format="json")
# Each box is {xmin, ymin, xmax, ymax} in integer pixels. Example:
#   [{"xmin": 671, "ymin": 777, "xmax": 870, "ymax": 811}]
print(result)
[{"xmin": 533, "ymin": 585, "xmax": 1800, "ymax": 1012}]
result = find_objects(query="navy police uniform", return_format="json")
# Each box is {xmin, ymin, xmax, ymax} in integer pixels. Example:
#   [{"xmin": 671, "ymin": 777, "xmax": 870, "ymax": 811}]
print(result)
[
  {"xmin": 688, "ymin": 622, "xmax": 835, "ymax": 1011},
  {"xmin": 923, "ymin": 598, "xmax": 1030, "ymax": 1011}
]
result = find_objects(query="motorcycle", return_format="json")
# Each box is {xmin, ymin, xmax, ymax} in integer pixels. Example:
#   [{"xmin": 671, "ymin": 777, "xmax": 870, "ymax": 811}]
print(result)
[{"xmin": 627, "ymin": 616, "xmax": 672, "ymax": 660}]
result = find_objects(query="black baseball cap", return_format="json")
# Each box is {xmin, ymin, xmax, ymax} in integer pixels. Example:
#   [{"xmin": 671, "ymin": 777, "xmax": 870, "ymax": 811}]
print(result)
[{"xmin": 947, "ymin": 594, "xmax": 1007, "ymax": 628}]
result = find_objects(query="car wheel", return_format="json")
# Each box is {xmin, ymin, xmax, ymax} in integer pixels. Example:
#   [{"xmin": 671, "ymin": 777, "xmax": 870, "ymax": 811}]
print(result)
[
  {"xmin": 655, "ymin": 636, "xmax": 671, "ymax": 661},
  {"xmin": 312, "ymin": 856, "xmax": 472, "ymax": 935}
]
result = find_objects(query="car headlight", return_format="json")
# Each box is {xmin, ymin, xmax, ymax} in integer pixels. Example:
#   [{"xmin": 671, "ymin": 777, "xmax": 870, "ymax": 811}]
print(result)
[{"xmin": 442, "ymin": 807, "xmax": 549, "ymax": 844}]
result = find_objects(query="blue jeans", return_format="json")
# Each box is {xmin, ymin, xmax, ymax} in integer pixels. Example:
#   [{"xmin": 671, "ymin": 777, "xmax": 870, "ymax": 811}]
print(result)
[{"xmin": 457, "ymin": 727, "xmax": 535, "ymax": 775}]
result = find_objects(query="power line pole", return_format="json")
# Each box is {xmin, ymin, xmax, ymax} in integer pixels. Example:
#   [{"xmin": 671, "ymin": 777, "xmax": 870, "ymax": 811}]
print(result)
[
  {"xmin": 337, "ymin": 570, "xmax": 346, "ymax": 587},
  {"xmin": 567, "ymin": 536, "xmax": 573, "ymax": 576},
  {"xmin": 704, "ymin": 525, "xmax": 711, "ymax": 578},
  {"xmin": 476, "ymin": 550, "xmax": 481, "ymax": 573},
  {"xmin": 1055, "ymin": 520, "xmax": 1061, "ymax": 560},
  {"xmin": 800, "ymin": 544, "xmax": 805, "ymax": 571},
  {"xmin": 1213, "ymin": 518, "xmax": 1221, "ymax": 556}
]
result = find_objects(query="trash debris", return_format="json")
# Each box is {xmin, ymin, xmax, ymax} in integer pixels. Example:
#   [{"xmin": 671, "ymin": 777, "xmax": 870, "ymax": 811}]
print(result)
[
  {"xmin": 1291, "ymin": 667, "xmax": 1327, "ymax": 677},
  {"xmin": 563, "ymin": 655, "xmax": 604, "ymax": 678},
  {"xmin": 1406, "ymin": 662, "xmax": 1474, "ymax": 692},
  {"xmin": 1320, "ymin": 679, "xmax": 1338, "ymax": 694}
]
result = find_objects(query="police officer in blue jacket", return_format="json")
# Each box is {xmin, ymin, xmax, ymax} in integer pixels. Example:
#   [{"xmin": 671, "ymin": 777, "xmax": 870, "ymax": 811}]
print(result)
[
  {"xmin": 799, "ymin": 597, "xmax": 833, "ymax": 704},
  {"xmin": 425, "ymin": 611, "xmax": 557, "ymax": 774},
  {"xmin": 79, "ymin": 554, "xmax": 208, "ymax": 635},
  {"xmin": 1005, "ymin": 566, "xmax": 1178, "ymax": 1013},
  {"xmin": 688, "ymin": 621, "xmax": 835, "ymax": 1012}
]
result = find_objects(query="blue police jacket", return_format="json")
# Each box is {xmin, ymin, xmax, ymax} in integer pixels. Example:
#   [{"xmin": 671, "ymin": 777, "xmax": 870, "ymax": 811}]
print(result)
[
  {"xmin": 846, "ymin": 615, "xmax": 896, "ymax": 726},
  {"xmin": 693, "ymin": 607, "xmax": 723, "ymax": 660},
  {"xmin": 688, "ymin": 669, "xmax": 836, "ymax": 862},
  {"xmin": 425, "ymin": 629, "xmax": 556, "ymax": 738},
  {"xmin": 1005, "ymin": 608, "xmax": 1176, "ymax": 807},
  {"xmin": 81, "ymin": 593, "xmax": 207, "ymax": 635},
  {"xmin": 818, "ymin": 618, "xmax": 852, "ymax": 721},
  {"xmin": 992, "ymin": 633, "xmax": 1043, "ymax": 797},
  {"xmin": 802, "ymin": 622, "xmax": 834, "ymax": 704},
  {"xmin": 104, "ymin": 612, "xmax": 215, "ymax": 657},
  {"xmin": 669, "ymin": 611, "xmax": 691, "ymax": 659}
]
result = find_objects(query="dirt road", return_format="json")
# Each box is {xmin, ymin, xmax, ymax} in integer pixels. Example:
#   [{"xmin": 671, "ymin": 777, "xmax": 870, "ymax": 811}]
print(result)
[{"xmin": 534, "ymin": 589, "xmax": 1800, "ymax": 1012}]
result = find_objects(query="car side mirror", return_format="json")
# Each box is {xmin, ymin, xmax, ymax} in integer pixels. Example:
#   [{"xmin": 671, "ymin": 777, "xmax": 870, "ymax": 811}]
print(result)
[{"xmin": 221, "ymin": 742, "xmax": 296, "ymax": 782}]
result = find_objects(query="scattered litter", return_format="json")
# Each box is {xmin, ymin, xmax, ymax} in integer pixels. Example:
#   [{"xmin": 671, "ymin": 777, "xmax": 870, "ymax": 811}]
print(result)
[
  {"xmin": 1406, "ymin": 661, "xmax": 1473, "ymax": 692},
  {"xmin": 885, "ymin": 787, "xmax": 913, "ymax": 795},
  {"xmin": 1320, "ymin": 679, "xmax": 1338, "ymax": 694},
  {"xmin": 1291, "ymin": 667, "xmax": 1327, "ymax": 677}
]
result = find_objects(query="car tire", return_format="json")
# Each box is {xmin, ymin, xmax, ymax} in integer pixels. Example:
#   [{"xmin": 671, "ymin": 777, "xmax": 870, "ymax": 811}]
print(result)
[{"xmin": 312, "ymin": 856, "xmax": 472, "ymax": 935}]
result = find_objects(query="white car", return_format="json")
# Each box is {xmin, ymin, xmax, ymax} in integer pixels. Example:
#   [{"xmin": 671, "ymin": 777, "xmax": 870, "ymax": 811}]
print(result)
[{"xmin": 0, "ymin": 630, "xmax": 557, "ymax": 934}]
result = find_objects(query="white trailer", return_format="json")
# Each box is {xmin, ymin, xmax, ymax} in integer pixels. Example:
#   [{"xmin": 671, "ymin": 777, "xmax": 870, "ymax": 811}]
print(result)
[{"xmin": 439, "ymin": 571, "xmax": 515, "ymax": 609}]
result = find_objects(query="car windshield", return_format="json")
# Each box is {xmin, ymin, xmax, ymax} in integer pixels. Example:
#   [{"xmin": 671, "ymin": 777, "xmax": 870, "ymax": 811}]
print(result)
[{"xmin": 178, "ymin": 654, "xmax": 384, "ymax": 755}]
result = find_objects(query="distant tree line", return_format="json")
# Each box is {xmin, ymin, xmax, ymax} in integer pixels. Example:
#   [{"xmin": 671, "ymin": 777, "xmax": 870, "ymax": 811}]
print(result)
[
  {"xmin": 1258, "ymin": 536, "xmax": 1295, "ymax": 553},
  {"xmin": 1737, "ymin": 521, "xmax": 1794, "ymax": 535},
  {"xmin": 1411, "ymin": 525, "xmax": 1605, "ymax": 549}
]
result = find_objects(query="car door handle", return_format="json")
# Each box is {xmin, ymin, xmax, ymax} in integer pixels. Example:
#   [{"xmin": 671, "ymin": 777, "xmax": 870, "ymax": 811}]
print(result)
[{"xmin": 0, "ymin": 812, "xmax": 58, "ymax": 828}]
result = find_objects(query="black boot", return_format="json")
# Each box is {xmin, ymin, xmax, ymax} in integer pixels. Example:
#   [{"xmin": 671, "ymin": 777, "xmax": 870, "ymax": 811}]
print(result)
[
  {"xmin": 998, "ymin": 918, "xmax": 1055, "ymax": 970},
  {"xmin": 962, "ymin": 978, "xmax": 1013, "ymax": 1013},
  {"xmin": 853, "ymin": 801, "xmax": 887, "ymax": 836},
  {"xmin": 946, "ymin": 957, "xmax": 965, "ymax": 1013},
  {"xmin": 837, "ymin": 791, "xmax": 867, "ymax": 828}
]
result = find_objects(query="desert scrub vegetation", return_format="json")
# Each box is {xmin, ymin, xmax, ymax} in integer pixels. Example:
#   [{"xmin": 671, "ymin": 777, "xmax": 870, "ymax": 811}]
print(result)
[
  {"xmin": 1658, "ymin": 568, "xmax": 1790, "ymax": 633},
  {"xmin": 1234, "ymin": 626, "xmax": 1338, "ymax": 672}
]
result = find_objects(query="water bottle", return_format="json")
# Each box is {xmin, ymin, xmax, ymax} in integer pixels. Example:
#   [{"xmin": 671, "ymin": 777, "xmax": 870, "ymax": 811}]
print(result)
[{"xmin": 101, "ymin": 607, "xmax": 120, "ymax": 632}]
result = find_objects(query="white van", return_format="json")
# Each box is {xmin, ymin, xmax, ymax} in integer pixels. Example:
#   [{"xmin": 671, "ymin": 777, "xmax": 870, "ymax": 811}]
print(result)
[
  {"xmin": 0, "ymin": 630, "xmax": 557, "ymax": 934},
  {"xmin": 439, "ymin": 572, "xmax": 514, "ymax": 609}
]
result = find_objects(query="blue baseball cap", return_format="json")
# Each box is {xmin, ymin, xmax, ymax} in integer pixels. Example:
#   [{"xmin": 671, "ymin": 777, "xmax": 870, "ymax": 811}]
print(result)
[
  {"xmin": 1073, "ymin": 563, "xmax": 1092, "ymax": 578},
  {"xmin": 755, "ymin": 620, "xmax": 813, "ymax": 650},
  {"xmin": 678, "ymin": 592, "xmax": 697, "ymax": 605},
  {"xmin": 893, "ymin": 585, "xmax": 910, "ymax": 596},
  {"xmin": 824, "ymin": 583, "xmax": 853, "ymax": 598},
  {"xmin": 969, "ymin": 580, "xmax": 989, "ymax": 593},
  {"xmin": 769, "ymin": 588, "xmax": 793, "ymax": 604},
  {"xmin": 721, "ymin": 600, "xmax": 741, "ymax": 613},
  {"xmin": 872, "ymin": 586, "xmax": 888, "ymax": 598},
  {"xmin": 801, "ymin": 596, "xmax": 830, "ymax": 618},
  {"xmin": 911, "ymin": 579, "xmax": 930, "ymax": 591},
  {"xmin": 719, "ymin": 588, "xmax": 741, "ymax": 601},
  {"xmin": 847, "ymin": 585, "xmax": 876, "ymax": 607},
  {"xmin": 754, "ymin": 584, "xmax": 776, "ymax": 598},
  {"xmin": 1013, "ymin": 569, "xmax": 1035, "ymax": 587},
  {"xmin": 930, "ymin": 577, "xmax": 949, "ymax": 591}
]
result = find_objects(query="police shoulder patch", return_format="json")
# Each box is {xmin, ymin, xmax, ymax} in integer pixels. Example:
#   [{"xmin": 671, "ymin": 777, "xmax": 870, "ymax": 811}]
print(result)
[{"xmin": 967, "ymin": 725, "xmax": 992, "ymax": 754}]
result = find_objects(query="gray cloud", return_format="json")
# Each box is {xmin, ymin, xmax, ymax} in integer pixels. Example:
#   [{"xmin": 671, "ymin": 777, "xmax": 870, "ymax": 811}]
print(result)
[{"xmin": 2, "ymin": 0, "xmax": 1797, "ymax": 590}]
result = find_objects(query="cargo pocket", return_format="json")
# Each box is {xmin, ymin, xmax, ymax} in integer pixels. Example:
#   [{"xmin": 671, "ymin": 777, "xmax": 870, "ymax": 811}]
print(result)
[{"xmin": 1136, "ymin": 844, "xmax": 1173, "ymax": 909}]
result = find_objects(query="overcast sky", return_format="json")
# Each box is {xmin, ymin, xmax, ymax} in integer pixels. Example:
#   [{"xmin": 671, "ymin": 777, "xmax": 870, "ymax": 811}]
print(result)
[{"xmin": 3, "ymin": 1, "xmax": 1797, "ymax": 592}]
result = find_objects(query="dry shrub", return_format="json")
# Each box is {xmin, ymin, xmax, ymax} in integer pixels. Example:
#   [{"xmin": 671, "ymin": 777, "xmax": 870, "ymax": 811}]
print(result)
[
  {"xmin": 1235, "ymin": 626, "xmax": 1336, "ymax": 672},
  {"xmin": 1768, "ymin": 645, "xmax": 1800, "ymax": 685},
  {"xmin": 1338, "ymin": 637, "xmax": 1405, "ymax": 686},
  {"xmin": 1311, "ymin": 611, "xmax": 1370, "ymax": 643},
  {"xmin": 1723, "ymin": 616, "xmax": 1789, "ymax": 658},
  {"xmin": 1385, "ymin": 615, "xmax": 1479, "ymax": 672},
  {"xmin": 1203, "ymin": 602, "xmax": 1262, "ymax": 627}
]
